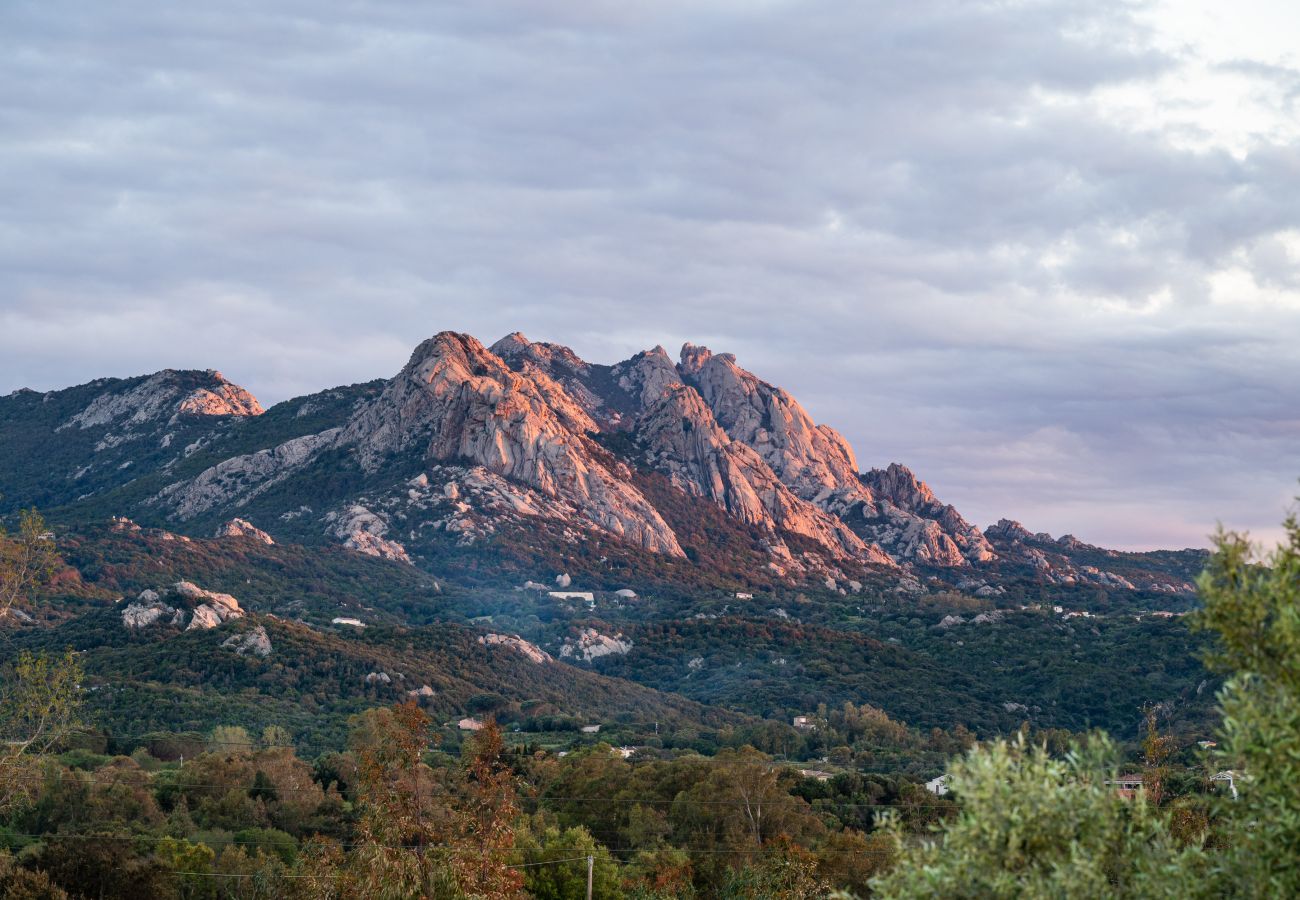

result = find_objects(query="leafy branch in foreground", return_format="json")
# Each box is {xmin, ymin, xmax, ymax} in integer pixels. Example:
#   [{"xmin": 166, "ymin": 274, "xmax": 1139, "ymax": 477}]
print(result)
[
  {"xmin": 0, "ymin": 648, "xmax": 84, "ymax": 813},
  {"xmin": 1194, "ymin": 512, "xmax": 1300, "ymax": 896},
  {"xmin": 0, "ymin": 513, "xmax": 81, "ymax": 815},
  {"xmin": 870, "ymin": 733, "xmax": 1199, "ymax": 898},
  {"xmin": 0, "ymin": 508, "xmax": 58, "ymax": 624}
]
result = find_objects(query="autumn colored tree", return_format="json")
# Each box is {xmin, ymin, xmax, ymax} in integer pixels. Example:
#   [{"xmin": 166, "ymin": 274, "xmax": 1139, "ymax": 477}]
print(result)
[
  {"xmin": 0, "ymin": 512, "xmax": 82, "ymax": 815},
  {"xmin": 335, "ymin": 701, "xmax": 456, "ymax": 898},
  {"xmin": 448, "ymin": 720, "xmax": 526, "ymax": 899},
  {"xmin": 0, "ymin": 508, "xmax": 58, "ymax": 623}
]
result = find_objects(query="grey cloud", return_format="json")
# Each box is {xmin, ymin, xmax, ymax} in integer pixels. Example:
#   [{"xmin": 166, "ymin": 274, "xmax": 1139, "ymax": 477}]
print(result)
[{"xmin": 1, "ymin": 0, "xmax": 1298, "ymax": 549}]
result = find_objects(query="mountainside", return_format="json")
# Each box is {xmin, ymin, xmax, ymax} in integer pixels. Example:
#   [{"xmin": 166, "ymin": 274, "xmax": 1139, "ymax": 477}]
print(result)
[
  {"xmin": 0, "ymin": 335, "xmax": 1219, "ymax": 762},
  {"xmin": 0, "ymin": 329, "xmax": 1203, "ymax": 595}
]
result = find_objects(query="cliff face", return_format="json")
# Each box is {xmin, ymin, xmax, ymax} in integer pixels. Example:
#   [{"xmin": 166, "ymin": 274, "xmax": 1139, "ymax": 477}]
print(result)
[
  {"xmin": 860, "ymin": 463, "xmax": 996, "ymax": 566},
  {"xmin": 636, "ymin": 384, "xmax": 889, "ymax": 563},
  {"xmin": 339, "ymin": 332, "xmax": 684, "ymax": 557},
  {"xmin": 678, "ymin": 344, "xmax": 874, "ymax": 517}
]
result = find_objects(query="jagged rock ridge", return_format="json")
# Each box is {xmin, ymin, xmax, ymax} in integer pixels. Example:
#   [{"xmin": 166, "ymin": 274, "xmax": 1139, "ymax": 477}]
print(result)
[{"xmin": 7, "ymin": 328, "xmax": 1194, "ymax": 592}]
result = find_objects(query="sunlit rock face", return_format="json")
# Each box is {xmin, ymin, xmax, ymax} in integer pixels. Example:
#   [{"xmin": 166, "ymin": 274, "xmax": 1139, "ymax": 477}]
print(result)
[
  {"xmin": 120, "ymin": 581, "xmax": 244, "ymax": 631},
  {"xmin": 636, "ymin": 383, "xmax": 889, "ymax": 564},
  {"xmin": 677, "ymin": 344, "xmax": 874, "ymax": 515},
  {"xmin": 215, "ymin": 518, "xmax": 275, "ymax": 545},
  {"xmin": 860, "ymin": 463, "xmax": 996, "ymax": 566},
  {"xmin": 478, "ymin": 632, "xmax": 552, "ymax": 664},
  {"xmin": 62, "ymin": 369, "xmax": 263, "ymax": 432},
  {"xmin": 328, "ymin": 505, "xmax": 412, "ymax": 564},
  {"xmin": 340, "ymin": 331, "xmax": 685, "ymax": 557},
  {"xmin": 126, "ymin": 329, "xmax": 1167, "ymax": 582},
  {"xmin": 560, "ymin": 628, "xmax": 634, "ymax": 661}
]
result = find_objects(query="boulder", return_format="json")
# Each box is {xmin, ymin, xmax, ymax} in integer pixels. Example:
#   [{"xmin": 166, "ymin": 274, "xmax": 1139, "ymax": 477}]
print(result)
[{"xmin": 221, "ymin": 625, "xmax": 272, "ymax": 658}]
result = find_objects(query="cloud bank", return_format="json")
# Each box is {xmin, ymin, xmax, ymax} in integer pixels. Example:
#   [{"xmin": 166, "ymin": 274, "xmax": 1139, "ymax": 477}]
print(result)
[{"xmin": 2, "ymin": 0, "xmax": 1298, "ymax": 549}]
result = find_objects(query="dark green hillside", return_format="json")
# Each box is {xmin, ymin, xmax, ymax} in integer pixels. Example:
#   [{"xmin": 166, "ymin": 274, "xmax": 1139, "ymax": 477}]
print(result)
[
  {"xmin": 583, "ymin": 609, "xmax": 1214, "ymax": 741},
  {"xmin": 51, "ymin": 521, "xmax": 446, "ymax": 626},
  {"xmin": 0, "ymin": 378, "xmax": 381, "ymax": 524},
  {"xmin": 5, "ymin": 608, "xmax": 744, "ymax": 757}
]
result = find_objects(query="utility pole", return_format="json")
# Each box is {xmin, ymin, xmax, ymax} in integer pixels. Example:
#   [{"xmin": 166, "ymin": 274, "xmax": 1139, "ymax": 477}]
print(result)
[{"xmin": 586, "ymin": 854, "xmax": 594, "ymax": 900}]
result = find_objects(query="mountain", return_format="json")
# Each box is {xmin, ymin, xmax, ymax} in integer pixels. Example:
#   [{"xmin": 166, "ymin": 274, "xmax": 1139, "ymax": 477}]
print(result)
[
  {"xmin": 1, "ymin": 329, "xmax": 1200, "ymax": 595},
  {"xmin": 0, "ymin": 332, "xmax": 1217, "ymax": 754}
]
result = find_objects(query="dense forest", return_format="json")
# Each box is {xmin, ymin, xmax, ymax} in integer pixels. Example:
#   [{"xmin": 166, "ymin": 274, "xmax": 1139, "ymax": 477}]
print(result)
[{"xmin": 2, "ymin": 507, "xmax": 1299, "ymax": 897}]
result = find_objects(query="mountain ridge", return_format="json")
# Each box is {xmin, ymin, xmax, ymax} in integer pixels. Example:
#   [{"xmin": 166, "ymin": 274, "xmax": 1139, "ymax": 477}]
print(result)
[{"xmin": 1, "ymin": 330, "xmax": 1202, "ymax": 595}]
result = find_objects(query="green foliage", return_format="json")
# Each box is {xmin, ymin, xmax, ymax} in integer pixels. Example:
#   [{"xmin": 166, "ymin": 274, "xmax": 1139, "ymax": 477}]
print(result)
[
  {"xmin": 1193, "ymin": 513, "xmax": 1300, "ymax": 896},
  {"xmin": 517, "ymin": 821, "xmax": 621, "ymax": 899},
  {"xmin": 871, "ymin": 734, "xmax": 1201, "ymax": 898},
  {"xmin": 0, "ymin": 649, "xmax": 83, "ymax": 814}
]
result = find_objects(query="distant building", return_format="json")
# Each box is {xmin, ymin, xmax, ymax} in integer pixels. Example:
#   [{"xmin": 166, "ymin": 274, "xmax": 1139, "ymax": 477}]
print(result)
[
  {"xmin": 793, "ymin": 716, "xmax": 815, "ymax": 731},
  {"xmin": 615, "ymin": 746, "xmax": 637, "ymax": 759},
  {"xmin": 735, "ymin": 592, "xmax": 754, "ymax": 600},
  {"xmin": 925, "ymin": 775, "xmax": 949, "ymax": 796},
  {"xmin": 331, "ymin": 617, "xmax": 366, "ymax": 628},
  {"xmin": 580, "ymin": 724, "xmax": 601, "ymax": 734},
  {"xmin": 457, "ymin": 717, "xmax": 485, "ymax": 731},
  {"xmin": 548, "ymin": 591, "xmax": 596, "ymax": 603},
  {"xmin": 801, "ymin": 769, "xmax": 834, "ymax": 782},
  {"xmin": 1211, "ymin": 770, "xmax": 1239, "ymax": 800},
  {"xmin": 1108, "ymin": 774, "xmax": 1145, "ymax": 799}
]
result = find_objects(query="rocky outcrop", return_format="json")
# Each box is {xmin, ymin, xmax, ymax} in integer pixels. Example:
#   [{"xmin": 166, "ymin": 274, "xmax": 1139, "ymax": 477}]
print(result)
[
  {"xmin": 985, "ymin": 518, "xmax": 1036, "ymax": 542},
  {"xmin": 121, "ymin": 590, "xmax": 182, "ymax": 629},
  {"xmin": 637, "ymin": 385, "xmax": 888, "ymax": 562},
  {"xmin": 678, "ymin": 344, "xmax": 874, "ymax": 517},
  {"xmin": 329, "ymin": 505, "xmax": 411, "ymax": 564},
  {"xmin": 478, "ymin": 633, "xmax": 552, "ymax": 664},
  {"xmin": 559, "ymin": 628, "xmax": 633, "ymax": 661},
  {"xmin": 156, "ymin": 429, "xmax": 340, "ymax": 519},
  {"xmin": 340, "ymin": 332, "xmax": 684, "ymax": 556},
  {"xmin": 611, "ymin": 346, "xmax": 682, "ymax": 409},
  {"xmin": 860, "ymin": 464, "xmax": 996, "ymax": 566},
  {"xmin": 175, "ymin": 581, "xmax": 245, "ymax": 630},
  {"xmin": 490, "ymin": 332, "xmax": 614, "ymax": 424},
  {"xmin": 62, "ymin": 369, "xmax": 263, "ymax": 432},
  {"xmin": 215, "ymin": 518, "xmax": 275, "ymax": 545},
  {"xmin": 222, "ymin": 625, "xmax": 272, "ymax": 657},
  {"xmin": 121, "ymin": 582, "xmax": 244, "ymax": 631}
]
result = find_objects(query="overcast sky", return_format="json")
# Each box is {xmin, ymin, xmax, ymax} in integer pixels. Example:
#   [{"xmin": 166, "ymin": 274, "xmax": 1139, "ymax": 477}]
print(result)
[{"xmin": 3, "ymin": 0, "xmax": 1298, "ymax": 550}]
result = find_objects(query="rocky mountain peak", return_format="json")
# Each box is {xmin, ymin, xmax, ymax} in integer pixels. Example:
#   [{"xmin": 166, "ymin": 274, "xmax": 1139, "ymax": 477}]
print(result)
[
  {"xmin": 342, "ymin": 331, "xmax": 685, "ymax": 557},
  {"xmin": 678, "ymin": 346, "xmax": 868, "ymax": 516},
  {"xmin": 860, "ymin": 464, "xmax": 996, "ymax": 566},
  {"xmin": 985, "ymin": 518, "xmax": 1035, "ymax": 542},
  {"xmin": 865, "ymin": 463, "xmax": 937, "ymax": 509},
  {"xmin": 62, "ymin": 369, "xmax": 263, "ymax": 431},
  {"xmin": 678, "ymin": 342, "xmax": 715, "ymax": 375},
  {"xmin": 489, "ymin": 332, "xmax": 590, "ymax": 375},
  {"xmin": 490, "ymin": 331, "xmax": 532, "ymax": 355},
  {"xmin": 612, "ymin": 346, "xmax": 683, "ymax": 408}
]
